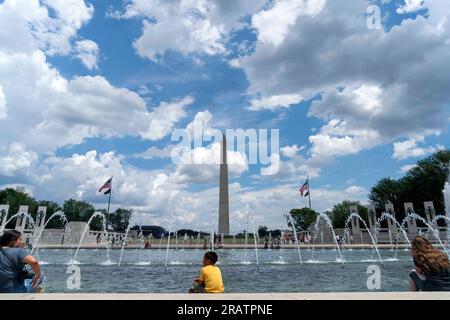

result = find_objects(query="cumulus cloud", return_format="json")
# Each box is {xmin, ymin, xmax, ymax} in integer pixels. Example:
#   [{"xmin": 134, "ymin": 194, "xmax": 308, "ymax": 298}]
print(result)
[
  {"xmin": 251, "ymin": 0, "xmax": 326, "ymax": 46},
  {"xmin": 280, "ymin": 145, "xmax": 302, "ymax": 158},
  {"xmin": 241, "ymin": 0, "xmax": 450, "ymax": 160},
  {"xmin": 397, "ymin": 0, "xmax": 425, "ymax": 14},
  {"xmin": 0, "ymin": 47, "xmax": 193, "ymax": 153},
  {"xmin": 1, "ymin": 1, "xmax": 179, "ymax": 154},
  {"xmin": 133, "ymin": 146, "xmax": 174, "ymax": 160},
  {"xmin": 0, "ymin": 143, "xmax": 37, "ymax": 176},
  {"xmin": 309, "ymin": 120, "xmax": 382, "ymax": 158},
  {"xmin": 74, "ymin": 39, "xmax": 99, "ymax": 70},
  {"xmin": 392, "ymin": 137, "xmax": 444, "ymax": 160},
  {"xmin": 249, "ymin": 94, "xmax": 302, "ymax": 111},
  {"xmin": 0, "ymin": 0, "xmax": 94, "ymax": 56},
  {"xmin": 109, "ymin": 0, "xmax": 266, "ymax": 60},
  {"xmin": 170, "ymin": 142, "xmax": 248, "ymax": 184}
]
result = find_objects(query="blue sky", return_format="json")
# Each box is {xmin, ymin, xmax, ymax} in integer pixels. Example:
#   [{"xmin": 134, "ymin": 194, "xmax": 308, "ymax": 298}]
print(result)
[{"xmin": 0, "ymin": 0, "xmax": 449, "ymax": 231}]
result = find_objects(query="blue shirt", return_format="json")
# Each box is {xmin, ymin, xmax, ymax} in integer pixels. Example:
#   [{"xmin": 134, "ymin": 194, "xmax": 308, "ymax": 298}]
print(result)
[{"xmin": 0, "ymin": 247, "xmax": 29, "ymax": 293}]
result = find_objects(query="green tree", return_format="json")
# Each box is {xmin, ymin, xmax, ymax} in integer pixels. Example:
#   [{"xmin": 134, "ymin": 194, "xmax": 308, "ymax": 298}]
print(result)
[
  {"xmin": 286, "ymin": 208, "xmax": 319, "ymax": 232},
  {"xmin": 107, "ymin": 208, "xmax": 133, "ymax": 232},
  {"xmin": 63, "ymin": 199, "xmax": 95, "ymax": 221},
  {"xmin": 401, "ymin": 149, "xmax": 450, "ymax": 217},
  {"xmin": 368, "ymin": 177, "xmax": 403, "ymax": 213},
  {"xmin": 369, "ymin": 149, "xmax": 450, "ymax": 222},
  {"xmin": 258, "ymin": 225, "xmax": 268, "ymax": 238},
  {"xmin": 62, "ymin": 199, "xmax": 104, "ymax": 230},
  {"xmin": 331, "ymin": 201, "xmax": 368, "ymax": 229},
  {"xmin": 0, "ymin": 187, "xmax": 37, "ymax": 228}
]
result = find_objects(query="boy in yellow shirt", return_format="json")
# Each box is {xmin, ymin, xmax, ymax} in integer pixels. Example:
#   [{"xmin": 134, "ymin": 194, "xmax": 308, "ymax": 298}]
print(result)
[{"xmin": 189, "ymin": 251, "xmax": 224, "ymax": 293}]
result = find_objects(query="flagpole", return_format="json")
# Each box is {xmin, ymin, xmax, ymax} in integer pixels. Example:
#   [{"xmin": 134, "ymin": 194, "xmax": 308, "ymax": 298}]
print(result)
[
  {"xmin": 307, "ymin": 175, "xmax": 312, "ymax": 214},
  {"xmin": 106, "ymin": 176, "xmax": 113, "ymax": 231}
]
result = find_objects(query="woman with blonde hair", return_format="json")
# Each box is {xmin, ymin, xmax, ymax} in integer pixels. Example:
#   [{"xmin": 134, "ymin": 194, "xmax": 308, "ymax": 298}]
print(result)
[{"xmin": 409, "ymin": 235, "xmax": 450, "ymax": 291}]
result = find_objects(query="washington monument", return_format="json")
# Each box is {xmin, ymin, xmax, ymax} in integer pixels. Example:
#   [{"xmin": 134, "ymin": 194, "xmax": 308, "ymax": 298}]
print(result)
[{"xmin": 218, "ymin": 133, "xmax": 230, "ymax": 235}]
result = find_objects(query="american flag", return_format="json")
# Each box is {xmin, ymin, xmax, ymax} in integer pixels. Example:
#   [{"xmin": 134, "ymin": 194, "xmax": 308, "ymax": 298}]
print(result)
[
  {"xmin": 298, "ymin": 179, "xmax": 309, "ymax": 197},
  {"xmin": 98, "ymin": 177, "xmax": 112, "ymax": 194}
]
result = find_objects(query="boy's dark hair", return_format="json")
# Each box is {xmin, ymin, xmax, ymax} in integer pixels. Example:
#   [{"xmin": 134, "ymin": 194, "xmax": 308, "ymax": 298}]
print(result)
[
  {"xmin": 204, "ymin": 251, "xmax": 218, "ymax": 264},
  {"xmin": 0, "ymin": 230, "xmax": 21, "ymax": 247}
]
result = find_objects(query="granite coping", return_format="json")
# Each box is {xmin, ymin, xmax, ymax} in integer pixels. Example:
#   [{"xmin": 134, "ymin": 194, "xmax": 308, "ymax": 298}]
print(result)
[{"xmin": 1, "ymin": 292, "xmax": 450, "ymax": 300}]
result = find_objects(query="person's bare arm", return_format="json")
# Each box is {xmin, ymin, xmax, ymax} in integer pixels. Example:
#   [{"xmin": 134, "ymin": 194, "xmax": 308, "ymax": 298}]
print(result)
[
  {"xmin": 23, "ymin": 255, "xmax": 41, "ymax": 288},
  {"xmin": 408, "ymin": 276, "xmax": 418, "ymax": 291}
]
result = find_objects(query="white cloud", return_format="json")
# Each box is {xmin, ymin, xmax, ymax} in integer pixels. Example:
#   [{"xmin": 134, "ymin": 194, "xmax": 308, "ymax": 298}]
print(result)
[
  {"xmin": 74, "ymin": 39, "xmax": 99, "ymax": 70},
  {"xmin": 249, "ymin": 94, "xmax": 302, "ymax": 111},
  {"xmin": 345, "ymin": 185, "xmax": 367, "ymax": 195},
  {"xmin": 260, "ymin": 153, "xmax": 280, "ymax": 176},
  {"xmin": 133, "ymin": 146, "xmax": 174, "ymax": 160},
  {"xmin": 392, "ymin": 137, "xmax": 444, "ymax": 160},
  {"xmin": 0, "ymin": 143, "xmax": 37, "ymax": 176},
  {"xmin": 141, "ymin": 95, "xmax": 194, "ymax": 141},
  {"xmin": 0, "ymin": 0, "xmax": 94, "ymax": 56},
  {"xmin": 309, "ymin": 84, "xmax": 384, "ymax": 121},
  {"xmin": 309, "ymin": 120, "xmax": 382, "ymax": 158},
  {"xmin": 110, "ymin": 0, "xmax": 266, "ymax": 60},
  {"xmin": 0, "ymin": 85, "xmax": 6, "ymax": 119},
  {"xmin": 280, "ymin": 145, "xmax": 302, "ymax": 158},
  {"xmin": 252, "ymin": 0, "xmax": 326, "ymax": 47},
  {"xmin": 228, "ymin": 58, "xmax": 240, "ymax": 68},
  {"xmin": 0, "ymin": 47, "xmax": 193, "ymax": 153},
  {"xmin": 399, "ymin": 164, "xmax": 417, "ymax": 174},
  {"xmin": 397, "ymin": 0, "xmax": 425, "ymax": 14},
  {"xmin": 133, "ymin": 17, "xmax": 225, "ymax": 61},
  {"xmin": 185, "ymin": 110, "xmax": 216, "ymax": 140},
  {"xmin": 170, "ymin": 142, "xmax": 248, "ymax": 184},
  {"xmin": 241, "ymin": 0, "xmax": 450, "ymax": 162}
]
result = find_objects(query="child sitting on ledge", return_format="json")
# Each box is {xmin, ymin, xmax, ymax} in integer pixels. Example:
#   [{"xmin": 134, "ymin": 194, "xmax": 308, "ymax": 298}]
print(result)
[{"xmin": 189, "ymin": 251, "xmax": 224, "ymax": 293}]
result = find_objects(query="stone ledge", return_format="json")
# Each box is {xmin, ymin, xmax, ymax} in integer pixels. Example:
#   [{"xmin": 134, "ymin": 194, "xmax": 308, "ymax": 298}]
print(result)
[{"xmin": 1, "ymin": 292, "xmax": 450, "ymax": 300}]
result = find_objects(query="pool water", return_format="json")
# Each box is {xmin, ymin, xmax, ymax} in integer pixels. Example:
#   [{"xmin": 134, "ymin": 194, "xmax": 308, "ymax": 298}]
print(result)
[{"xmin": 34, "ymin": 248, "xmax": 413, "ymax": 293}]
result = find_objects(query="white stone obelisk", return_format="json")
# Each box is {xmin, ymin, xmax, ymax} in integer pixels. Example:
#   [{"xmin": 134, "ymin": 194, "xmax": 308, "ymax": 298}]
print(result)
[{"xmin": 218, "ymin": 133, "xmax": 230, "ymax": 235}]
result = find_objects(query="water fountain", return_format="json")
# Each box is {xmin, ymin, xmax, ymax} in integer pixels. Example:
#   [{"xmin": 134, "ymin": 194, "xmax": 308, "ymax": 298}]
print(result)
[
  {"xmin": 250, "ymin": 214, "xmax": 259, "ymax": 268},
  {"xmin": 0, "ymin": 212, "xmax": 35, "ymax": 233},
  {"xmin": 285, "ymin": 213, "xmax": 303, "ymax": 266},
  {"xmin": 242, "ymin": 229, "xmax": 250, "ymax": 264},
  {"xmin": 30, "ymin": 211, "xmax": 68, "ymax": 255},
  {"xmin": 159, "ymin": 233, "xmax": 164, "ymax": 250},
  {"xmin": 444, "ymin": 165, "xmax": 450, "ymax": 243},
  {"xmin": 71, "ymin": 211, "xmax": 106, "ymax": 265},
  {"xmin": 210, "ymin": 230, "xmax": 214, "ymax": 251},
  {"xmin": 196, "ymin": 232, "xmax": 200, "ymax": 250},
  {"xmin": 402, "ymin": 212, "xmax": 449, "ymax": 256},
  {"xmin": 344, "ymin": 213, "xmax": 383, "ymax": 266},
  {"xmin": 164, "ymin": 224, "xmax": 172, "ymax": 271},
  {"xmin": 118, "ymin": 214, "xmax": 135, "ymax": 266},
  {"xmin": 311, "ymin": 213, "xmax": 343, "ymax": 265},
  {"xmin": 374, "ymin": 212, "xmax": 411, "ymax": 247}
]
